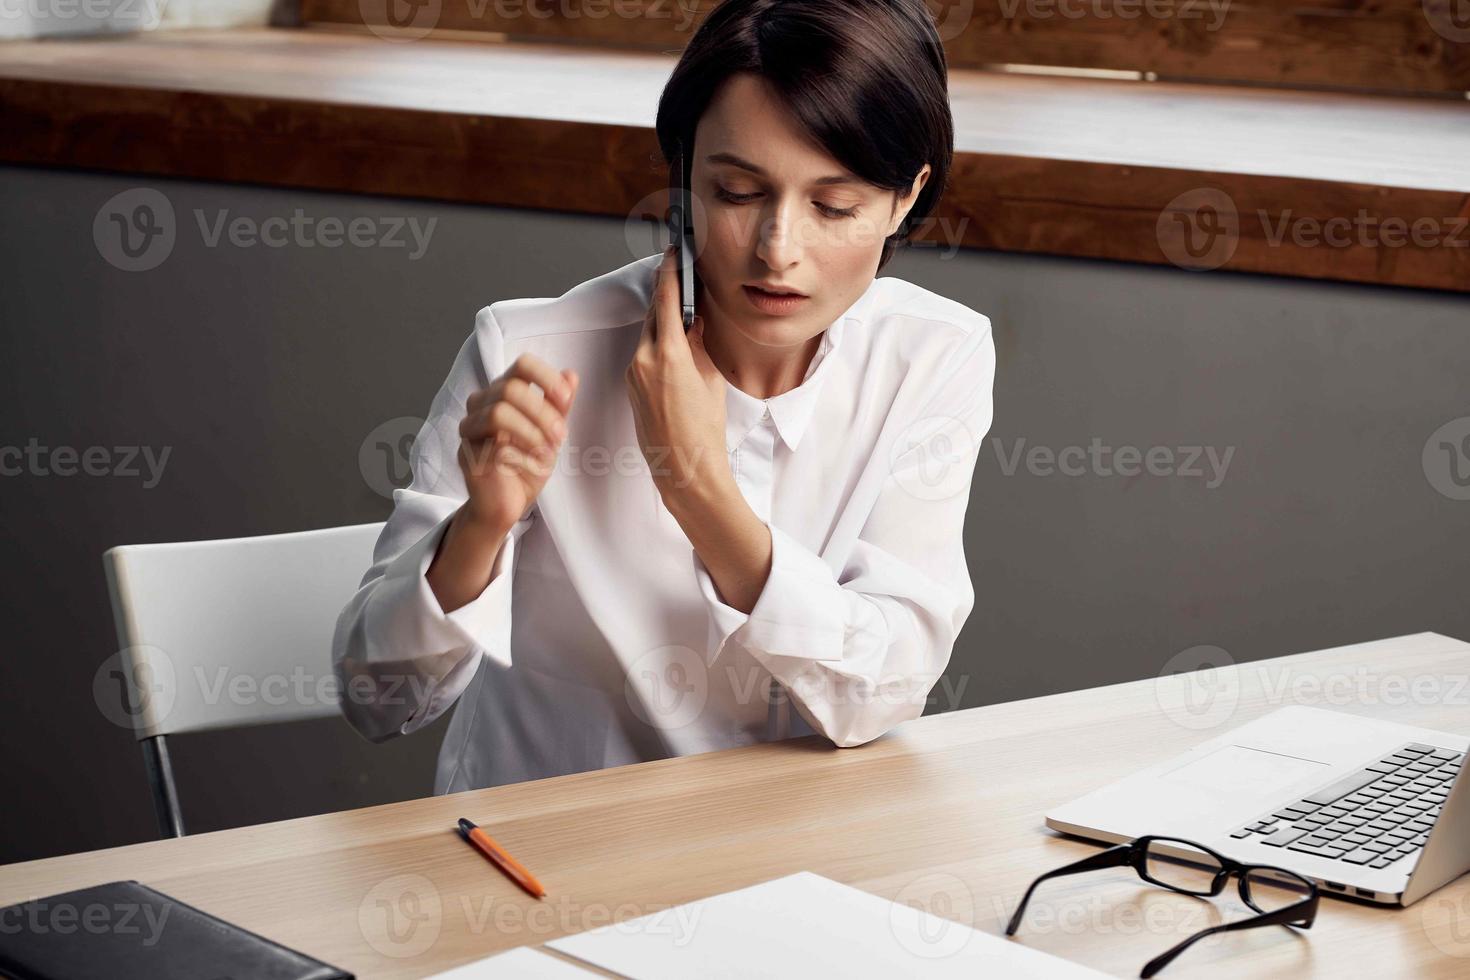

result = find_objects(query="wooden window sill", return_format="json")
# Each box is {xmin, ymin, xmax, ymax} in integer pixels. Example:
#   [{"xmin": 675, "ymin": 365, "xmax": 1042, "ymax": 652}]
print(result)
[{"xmin": 1, "ymin": 26, "xmax": 1466, "ymax": 292}]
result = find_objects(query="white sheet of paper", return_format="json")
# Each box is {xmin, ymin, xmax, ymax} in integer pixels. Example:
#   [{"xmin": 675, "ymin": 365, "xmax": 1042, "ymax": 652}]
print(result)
[
  {"xmin": 546, "ymin": 871, "xmax": 1110, "ymax": 979},
  {"xmin": 425, "ymin": 945, "xmax": 602, "ymax": 978}
]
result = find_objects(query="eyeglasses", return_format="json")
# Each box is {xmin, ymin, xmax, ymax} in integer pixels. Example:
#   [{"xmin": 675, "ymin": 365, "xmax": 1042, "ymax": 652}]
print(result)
[{"xmin": 1005, "ymin": 835, "xmax": 1320, "ymax": 978}]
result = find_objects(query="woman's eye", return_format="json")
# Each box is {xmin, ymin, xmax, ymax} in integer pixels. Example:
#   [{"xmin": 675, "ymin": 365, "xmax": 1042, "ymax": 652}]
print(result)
[
  {"xmin": 714, "ymin": 187, "xmax": 759, "ymax": 204},
  {"xmin": 715, "ymin": 187, "xmax": 861, "ymax": 220}
]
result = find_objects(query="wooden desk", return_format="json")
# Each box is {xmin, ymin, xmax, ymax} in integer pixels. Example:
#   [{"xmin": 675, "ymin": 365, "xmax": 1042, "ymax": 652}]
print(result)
[{"xmin": 3, "ymin": 632, "xmax": 1467, "ymax": 977}]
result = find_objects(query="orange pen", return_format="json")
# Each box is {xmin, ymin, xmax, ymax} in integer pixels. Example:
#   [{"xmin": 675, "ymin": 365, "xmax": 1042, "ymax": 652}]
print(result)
[{"xmin": 456, "ymin": 817, "xmax": 547, "ymax": 899}]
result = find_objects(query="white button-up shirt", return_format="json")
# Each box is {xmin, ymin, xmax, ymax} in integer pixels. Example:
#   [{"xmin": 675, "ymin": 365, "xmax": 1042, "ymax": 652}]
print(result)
[{"xmin": 333, "ymin": 251, "xmax": 995, "ymax": 795}]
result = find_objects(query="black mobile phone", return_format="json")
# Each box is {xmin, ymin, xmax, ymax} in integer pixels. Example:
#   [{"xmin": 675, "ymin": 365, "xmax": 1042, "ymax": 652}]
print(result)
[{"xmin": 666, "ymin": 138, "xmax": 697, "ymax": 331}]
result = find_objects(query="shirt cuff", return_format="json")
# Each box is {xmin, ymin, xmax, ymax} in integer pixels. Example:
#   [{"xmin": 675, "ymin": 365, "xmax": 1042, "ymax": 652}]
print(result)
[
  {"xmin": 366, "ymin": 509, "xmax": 530, "ymax": 671},
  {"xmin": 691, "ymin": 521, "xmax": 846, "ymax": 667}
]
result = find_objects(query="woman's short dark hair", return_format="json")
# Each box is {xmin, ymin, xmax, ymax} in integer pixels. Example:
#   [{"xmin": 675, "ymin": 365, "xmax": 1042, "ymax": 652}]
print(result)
[{"xmin": 656, "ymin": 0, "xmax": 954, "ymax": 272}]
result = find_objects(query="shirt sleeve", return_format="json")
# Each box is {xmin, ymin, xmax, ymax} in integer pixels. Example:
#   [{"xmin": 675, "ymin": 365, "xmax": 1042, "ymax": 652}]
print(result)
[
  {"xmin": 332, "ymin": 305, "xmax": 534, "ymax": 743},
  {"xmin": 692, "ymin": 317, "xmax": 995, "ymax": 748}
]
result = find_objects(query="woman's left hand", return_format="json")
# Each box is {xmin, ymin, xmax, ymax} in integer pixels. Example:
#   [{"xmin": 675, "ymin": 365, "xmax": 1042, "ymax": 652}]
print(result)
[{"xmin": 626, "ymin": 246, "xmax": 729, "ymax": 509}]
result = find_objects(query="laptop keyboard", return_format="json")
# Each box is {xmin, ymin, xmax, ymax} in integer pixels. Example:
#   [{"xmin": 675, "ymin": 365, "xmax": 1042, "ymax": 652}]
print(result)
[{"xmin": 1229, "ymin": 742, "xmax": 1463, "ymax": 870}]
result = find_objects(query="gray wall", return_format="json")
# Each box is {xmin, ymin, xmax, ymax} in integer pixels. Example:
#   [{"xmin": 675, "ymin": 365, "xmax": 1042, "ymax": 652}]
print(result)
[{"xmin": 2, "ymin": 163, "xmax": 1467, "ymax": 865}]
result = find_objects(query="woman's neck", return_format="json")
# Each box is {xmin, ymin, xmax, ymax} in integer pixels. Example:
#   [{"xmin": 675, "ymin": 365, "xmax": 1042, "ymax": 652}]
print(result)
[{"xmin": 702, "ymin": 314, "xmax": 823, "ymax": 400}]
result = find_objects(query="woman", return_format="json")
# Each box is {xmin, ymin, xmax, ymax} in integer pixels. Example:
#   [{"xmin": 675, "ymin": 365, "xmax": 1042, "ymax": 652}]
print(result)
[{"xmin": 332, "ymin": 0, "xmax": 995, "ymax": 795}]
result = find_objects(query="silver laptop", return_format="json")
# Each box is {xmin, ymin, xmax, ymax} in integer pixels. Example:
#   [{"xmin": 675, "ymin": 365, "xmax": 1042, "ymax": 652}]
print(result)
[{"xmin": 1047, "ymin": 705, "xmax": 1469, "ymax": 906}]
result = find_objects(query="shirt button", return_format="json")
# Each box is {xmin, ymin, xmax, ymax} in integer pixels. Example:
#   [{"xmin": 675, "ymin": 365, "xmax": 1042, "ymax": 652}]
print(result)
[{"xmin": 761, "ymin": 406, "xmax": 770, "ymax": 420}]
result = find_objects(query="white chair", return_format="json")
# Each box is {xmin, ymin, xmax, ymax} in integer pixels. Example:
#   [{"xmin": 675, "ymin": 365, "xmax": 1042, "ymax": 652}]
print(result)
[{"xmin": 102, "ymin": 522, "xmax": 384, "ymax": 838}]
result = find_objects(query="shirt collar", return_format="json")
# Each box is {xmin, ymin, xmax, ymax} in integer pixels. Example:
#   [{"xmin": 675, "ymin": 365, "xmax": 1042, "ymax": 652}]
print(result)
[{"xmin": 722, "ymin": 279, "xmax": 881, "ymax": 454}]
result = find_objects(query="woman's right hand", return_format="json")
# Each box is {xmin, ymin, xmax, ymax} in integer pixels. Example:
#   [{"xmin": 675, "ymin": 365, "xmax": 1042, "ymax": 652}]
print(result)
[{"xmin": 457, "ymin": 353, "xmax": 579, "ymax": 533}]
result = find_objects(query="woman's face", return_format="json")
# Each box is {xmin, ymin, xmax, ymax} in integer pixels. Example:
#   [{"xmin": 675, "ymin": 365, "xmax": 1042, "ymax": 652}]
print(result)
[{"xmin": 691, "ymin": 72, "xmax": 929, "ymax": 352}]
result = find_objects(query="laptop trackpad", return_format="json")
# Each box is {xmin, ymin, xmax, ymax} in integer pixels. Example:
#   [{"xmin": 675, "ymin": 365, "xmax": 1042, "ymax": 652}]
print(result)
[{"xmin": 1159, "ymin": 744, "xmax": 1330, "ymax": 796}]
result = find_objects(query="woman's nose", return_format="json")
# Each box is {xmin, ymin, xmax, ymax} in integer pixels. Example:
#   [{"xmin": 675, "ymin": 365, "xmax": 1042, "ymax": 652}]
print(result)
[{"xmin": 755, "ymin": 205, "xmax": 805, "ymax": 270}]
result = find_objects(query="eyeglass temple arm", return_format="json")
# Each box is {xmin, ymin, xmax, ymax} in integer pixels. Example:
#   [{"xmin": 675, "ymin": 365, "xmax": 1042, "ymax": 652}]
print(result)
[
  {"xmin": 1139, "ymin": 897, "xmax": 1318, "ymax": 979},
  {"xmin": 1004, "ymin": 843, "xmax": 1134, "ymax": 936}
]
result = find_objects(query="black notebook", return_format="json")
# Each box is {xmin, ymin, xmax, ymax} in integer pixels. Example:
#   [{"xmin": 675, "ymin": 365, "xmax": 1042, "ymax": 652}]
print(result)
[{"xmin": 0, "ymin": 879, "xmax": 352, "ymax": 980}]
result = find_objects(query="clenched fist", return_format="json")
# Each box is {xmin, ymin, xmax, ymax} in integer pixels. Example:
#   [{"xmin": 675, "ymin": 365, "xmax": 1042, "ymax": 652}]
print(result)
[{"xmin": 457, "ymin": 353, "xmax": 580, "ymax": 532}]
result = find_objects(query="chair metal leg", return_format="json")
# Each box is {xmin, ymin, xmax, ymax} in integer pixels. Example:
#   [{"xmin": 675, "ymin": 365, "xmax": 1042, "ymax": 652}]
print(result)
[{"xmin": 141, "ymin": 734, "xmax": 185, "ymax": 838}]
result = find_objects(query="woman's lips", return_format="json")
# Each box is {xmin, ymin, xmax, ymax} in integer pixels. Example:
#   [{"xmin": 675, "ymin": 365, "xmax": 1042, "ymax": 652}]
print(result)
[{"xmin": 742, "ymin": 284, "xmax": 811, "ymax": 315}]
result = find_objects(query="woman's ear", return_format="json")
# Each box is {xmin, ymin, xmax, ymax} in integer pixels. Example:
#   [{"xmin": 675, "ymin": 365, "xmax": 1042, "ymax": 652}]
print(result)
[{"xmin": 888, "ymin": 164, "xmax": 932, "ymax": 237}]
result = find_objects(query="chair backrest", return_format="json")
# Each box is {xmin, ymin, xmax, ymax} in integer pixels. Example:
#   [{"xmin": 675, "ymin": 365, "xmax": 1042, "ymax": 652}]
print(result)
[{"xmin": 103, "ymin": 522, "xmax": 383, "ymax": 740}]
